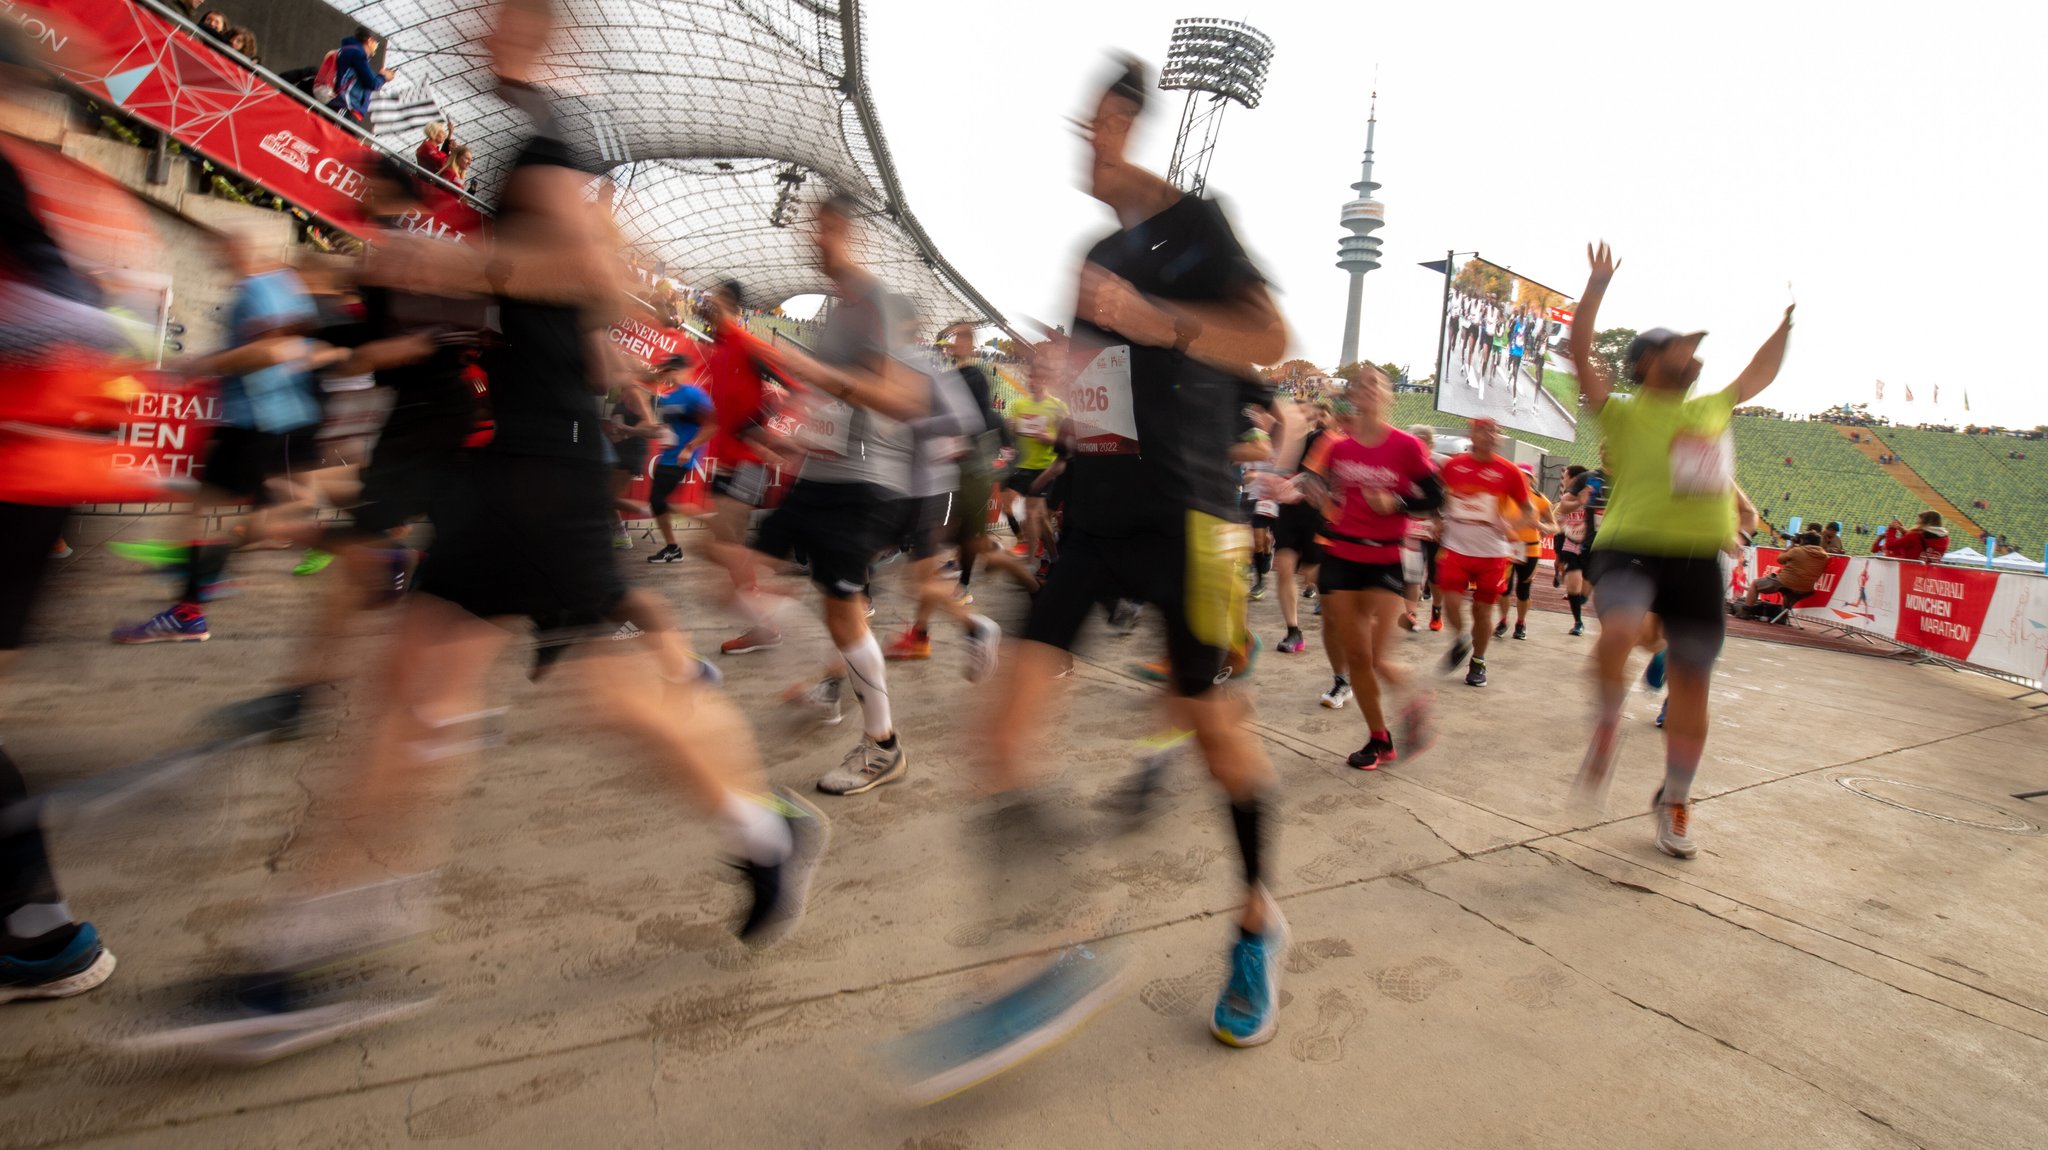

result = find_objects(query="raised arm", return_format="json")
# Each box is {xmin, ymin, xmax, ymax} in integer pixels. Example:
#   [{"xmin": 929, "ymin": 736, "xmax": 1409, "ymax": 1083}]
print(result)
[
  {"xmin": 1570, "ymin": 242, "xmax": 1620, "ymax": 411},
  {"xmin": 1731, "ymin": 305, "xmax": 1795, "ymax": 403},
  {"xmin": 1077, "ymin": 263, "xmax": 1287, "ymax": 370}
]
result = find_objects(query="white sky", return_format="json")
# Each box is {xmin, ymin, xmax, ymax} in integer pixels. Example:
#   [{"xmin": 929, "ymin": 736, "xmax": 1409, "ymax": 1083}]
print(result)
[{"xmin": 865, "ymin": 0, "xmax": 2048, "ymax": 428}]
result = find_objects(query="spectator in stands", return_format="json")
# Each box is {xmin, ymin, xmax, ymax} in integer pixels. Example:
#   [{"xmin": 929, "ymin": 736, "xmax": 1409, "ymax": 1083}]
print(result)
[
  {"xmin": 1783, "ymin": 455, "xmax": 1793, "ymax": 466},
  {"xmin": 415, "ymin": 122, "xmax": 450, "ymax": 176},
  {"xmin": 200, "ymin": 11, "xmax": 232, "ymax": 43},
  {"xmin": 1820, "ymin": 522, "xmax": 1846, "ymax": 554},
  {"xmin": 442, "ymin": 142, "xmax": 472, "ymax": 192},
  {"xmin": 227, "ymin": 26, "xmax": 259, "ymax": 64},
  {"xmin": 1875, "ymin": 511, "xmax": 1950, "ymax": 562},
  {"xmin": 171, "ymin": 0, "xmax": 205, "ymax": 24},
  {"xmin": 330, "ymin": 26, "xmax": 393, "ymax": 128},
  {"xmin": 1740, "ymin": 531, "xmax": 1828, "ymax": 615}
]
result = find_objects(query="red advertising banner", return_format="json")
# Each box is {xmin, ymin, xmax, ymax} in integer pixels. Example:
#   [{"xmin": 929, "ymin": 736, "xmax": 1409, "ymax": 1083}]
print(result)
[
  {"xmin": 607, "ymin": 318, "xmax": 698, "ymax": 367},
  {"xmin": 17, "ymin": 0, "xmax": 487, "ymax": 245},
  {"xmin": 1741, "ymin": 547, "xmax": 2047, "ymax": 687},
  {"xmin": 113, "ymin": 372, "xmax": 215, "ymax": 484}
]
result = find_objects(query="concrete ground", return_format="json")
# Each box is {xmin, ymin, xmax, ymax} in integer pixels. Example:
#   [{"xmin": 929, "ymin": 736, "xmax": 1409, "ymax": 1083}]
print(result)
[{"xmin": 6, "ymin": 517, "xmax": 2046, "ymax": 1149}]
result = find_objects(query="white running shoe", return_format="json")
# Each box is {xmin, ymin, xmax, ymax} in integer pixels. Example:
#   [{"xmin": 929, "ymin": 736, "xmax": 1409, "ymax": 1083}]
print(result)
[
  {"xmin": 1319, "ymin": 678, "xmax": 1352, "ymax": 710},
  {"xmin": 963, "ymin": 614, "xmax": 1001, "ymax": 683},
  {"xmin": 1652, "ymin": 789, "xmax": 1698, "ymax": 859},
  {"xmin": 816, "ymin": 736, "xmax": 906, "ymax": 796}
]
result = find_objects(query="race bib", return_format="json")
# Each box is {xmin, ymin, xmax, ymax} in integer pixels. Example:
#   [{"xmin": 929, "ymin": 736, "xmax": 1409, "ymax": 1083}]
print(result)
[
  {"xmin": 794, "ymin": 394, "xmax": 854, "ymax": 458},
  {"xmin": 1669, "ymin": 429, "xmax": 1734, "ymax": 498},
  {"xmin": 1254, "ymin": 500, "xmax": 1279, "ymax": 519},
  {"xmin": 1069, "ymin": 345, "xmax": 1138, "ymax": 455},
  {"xmin": 1015, "ymin": 413, "xmax": 1047, "ymax": 439},
  {"xmin": 1448, "ymin": 490, "xmax": 1499, "ymax": 524}
]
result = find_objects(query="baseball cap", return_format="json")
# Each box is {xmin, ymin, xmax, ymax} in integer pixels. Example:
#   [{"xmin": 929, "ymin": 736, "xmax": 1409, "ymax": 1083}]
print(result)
[
  {"xmin": 1469, "ymin": 416, "xmax": 1498, "ymax": 431},
  {"xmin": 1624, "ymin": 327, "xmax": 1706, "ymax": 379}
]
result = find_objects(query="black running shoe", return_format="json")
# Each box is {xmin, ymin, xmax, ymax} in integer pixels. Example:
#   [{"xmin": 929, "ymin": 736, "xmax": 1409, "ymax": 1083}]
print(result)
[
  {"xmin": 1441, "ymin": 635, "xmax": 1472, "ymax": 675},
  {"xmin": 1346, "ymin": 735, "xmax": 1395, "ymax": 771},
  {"xmin": 1464, "ymin": 658, "xmax": 1488, "ymax": 688},
  {"xmin": 737, "ymin": 790, "xmax": 831, "ymax": 947},
  {"xmin": 1512, "ymin": 623, "xmax": 1528, "ymax": 640},
  {"xmin": 646, "ymin": 544, "xmax": 682, "ymax": 564},
  {"xmin": 1493, "ymin": 619, "xmax": 1508, "ymax": 639}
]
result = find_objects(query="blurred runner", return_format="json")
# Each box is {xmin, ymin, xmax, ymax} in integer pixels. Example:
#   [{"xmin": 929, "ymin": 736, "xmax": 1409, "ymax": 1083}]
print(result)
[
  {"xmin": 643, "ymin": 353, "xmax": 715, "ymax": 564},
  {"xmin": 1431, "ymin": 418, "xmax": 1535, "ymax": 688},
  {"xmin": 1494, "ymin": 462, "xmax": 1557, "ymax": 642}
]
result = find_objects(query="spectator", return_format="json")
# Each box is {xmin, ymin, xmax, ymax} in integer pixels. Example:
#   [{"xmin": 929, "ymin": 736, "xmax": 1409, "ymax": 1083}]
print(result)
[
  {"xmin": 1820, "ymin": 521, "xmax": 1847, "ymax": 554},
  {"xmin": 415, "ymin": 121, "xmax": 449, "ymax": 174},
  {"xmin": 1875, "ymin": 511, "xmax": 1950, "ymax": 562},
  {"xmin": 329, "ymin": 25, "xmax": 393, "ymax": 128},
  {"xmin": 200, "ymin": 11, "xmax": 232, "ymax": 43},
  {"xmin": 442, "ymin": 142, "xmax": 471, "ymax": 192},
  {"xmin": 1742, "ymin": 531, "xmax": 1829, "ymax": 614},
  {"xmin": 1783, "ymin": 455, "xmax": 1793, "ymax": 466},
  {"xmin": 227, "ymin": 26, "xmax": 259, "ymax": 64},
  {"xmin": 171, "ymin": 0, "xmax": 205, "ymax": 23}
]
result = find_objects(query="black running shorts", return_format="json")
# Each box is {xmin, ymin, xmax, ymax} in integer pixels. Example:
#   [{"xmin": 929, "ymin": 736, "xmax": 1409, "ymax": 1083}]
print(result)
[
  {"xmin": 1002, "ymin": 467, "xmax": 1046, "ymax": 496},
  {"xmin": 1318, "ymin": 555, "xmax": 1406, "ymax": 596},
  {"xmin": 647, "ymin": 464, "xmax": 689, "ymax": 517},
  {"xmin": 413, "ymin": 453, "xmax": 626, "ymax": 625},
  {"xmin": 1024, "ymin": 528, "xmax": 1230, "ymax": 698},
  {"xmin": 1272, "ymin": 502, "xmax": 1324, "ymax": 564},
  {"xmin": 753, "ymin": 478, "xmax": 894, "ymax": 600}
]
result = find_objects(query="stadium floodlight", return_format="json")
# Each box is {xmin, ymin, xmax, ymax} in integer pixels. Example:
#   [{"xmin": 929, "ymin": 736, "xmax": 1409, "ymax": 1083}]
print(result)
[{"xmin": 1158, "ymin": 17, "xmax": 1275, "ymax": 196}]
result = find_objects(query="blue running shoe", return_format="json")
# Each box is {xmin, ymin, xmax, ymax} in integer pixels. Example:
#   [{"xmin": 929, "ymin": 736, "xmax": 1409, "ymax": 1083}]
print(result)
[
  {"xmin": 1644, "ymin": 650, "xmax": 1667, "ymax": 691},
  {"xmin": 1212, "ymin": 892, "xmax": 1290, "ymax": 1047},
  {"xmin": 882, "ymin": 943, "xmax": 1125, "ymax": 1105},
  {"xmin": 112, "ymin": 605, "xmax": 209, "ymax": 644},
  {"xmin": 0, "ymin": 922, "xmax": 117, "ymax": 1003}
]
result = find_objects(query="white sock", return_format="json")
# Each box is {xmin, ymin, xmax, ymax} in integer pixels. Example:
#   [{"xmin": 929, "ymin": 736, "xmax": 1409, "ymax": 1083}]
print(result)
[
  {"xmin": 723, "ymin": 793, "xmax": 792, "ymax": 866},
  {"xmin": 840, "ymin": 632, "xmax": 893, "ymax": 740}
]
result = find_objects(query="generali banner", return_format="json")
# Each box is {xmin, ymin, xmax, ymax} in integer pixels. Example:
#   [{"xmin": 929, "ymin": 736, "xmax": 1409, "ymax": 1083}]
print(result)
[
  {"xmin": 1733, "ymin": 547, "xmax": 2048, "ymax": 687},
  {"xmin": 15, "ymin": 0, "xmax": 487, "ymax": 244}
]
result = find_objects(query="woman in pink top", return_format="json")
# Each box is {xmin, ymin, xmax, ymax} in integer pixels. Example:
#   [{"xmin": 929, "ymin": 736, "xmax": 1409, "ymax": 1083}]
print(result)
[{"xmin": 1300, "ymin": 367, "xmax": 1443, "ymax": 769}]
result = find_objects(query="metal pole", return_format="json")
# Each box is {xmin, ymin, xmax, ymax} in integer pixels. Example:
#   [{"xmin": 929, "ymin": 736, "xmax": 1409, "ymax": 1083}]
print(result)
[{"xmin": 1432, "ymin": 249, "xmax": 1455, "ymax": 395}]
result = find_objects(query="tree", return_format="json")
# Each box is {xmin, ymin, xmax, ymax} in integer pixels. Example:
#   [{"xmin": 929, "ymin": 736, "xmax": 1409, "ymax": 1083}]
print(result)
[
  {"xmin": 1589, "ymin": 327, "xmax": 1638, "ymax": 392},
  {"xmin": 1378, "ymin": 361, "xmax": 1407, "ymax": 387},
  {"xmin": 1261, "ymin": 358, "xmax": 1323, "ymax": 388},
  {"xmin": 1333, "ymin": 361, "xmax": 1371, "ymax": 387},
  {"xmin": 1453, "ymin": 259, "xmax": 1514, "ymax": 303}
]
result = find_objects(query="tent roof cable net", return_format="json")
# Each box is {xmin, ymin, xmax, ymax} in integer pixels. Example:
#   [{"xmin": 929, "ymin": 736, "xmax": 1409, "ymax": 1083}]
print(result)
[{"xmin": 336, "ymin": 0, "xmax": 1011, "ymax": 335}]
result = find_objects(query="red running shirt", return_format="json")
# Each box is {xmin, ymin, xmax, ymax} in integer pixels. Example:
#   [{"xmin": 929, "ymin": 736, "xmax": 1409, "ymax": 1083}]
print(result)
[
  {"xmin": 1305, "ymin": 426, "xmax": 1435, "ymax": 564},
  {"xmin": 700, "ymin": 317, "xmax": 775, "ymax": 468},
  {"xmin": 1438, "ymin": 454, "xmax": 1531, "ymax": 560}
]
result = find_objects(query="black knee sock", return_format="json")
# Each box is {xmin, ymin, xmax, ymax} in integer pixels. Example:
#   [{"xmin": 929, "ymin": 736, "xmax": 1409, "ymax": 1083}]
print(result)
[
  {"xmin": 958, "ymin": 550, "xmax": 976, "ymax": 587},
  {"xmin": 180, "ymin": 542, "xmax": 233, "ymax": 606},
  {"xmin": 1, "ymin": 743, "xmax": 67, "ymax": 956},
  {"xmin": 1569, "ymin": 594, "xmax": 1586, "ymax": 625},
  {"xmin": 1228, "ymin": 796, "xmax": 1267, "ymax": 888},
  {"xmin": 1253, "ymin": 551, "xmax": 1271, "ymax": 579}
]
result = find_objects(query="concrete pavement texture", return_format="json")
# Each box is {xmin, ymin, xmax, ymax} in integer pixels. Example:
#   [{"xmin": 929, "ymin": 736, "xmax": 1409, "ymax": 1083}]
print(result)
[{"xmin": 5, "ymin": 517, "xmax": 2045, "ymax": 1149}]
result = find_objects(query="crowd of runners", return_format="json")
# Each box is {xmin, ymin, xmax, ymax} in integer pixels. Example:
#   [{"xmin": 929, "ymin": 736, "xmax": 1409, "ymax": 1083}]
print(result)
[{"xmin": 0, "ymin": 2, "xmax": 1791, "ymax": 1097}]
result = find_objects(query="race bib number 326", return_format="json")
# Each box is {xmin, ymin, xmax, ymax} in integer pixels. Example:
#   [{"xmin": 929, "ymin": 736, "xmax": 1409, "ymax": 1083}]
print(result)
[{"xmin": 1070, "ymin": 345, "xmax": 1138, "ymax": 455}]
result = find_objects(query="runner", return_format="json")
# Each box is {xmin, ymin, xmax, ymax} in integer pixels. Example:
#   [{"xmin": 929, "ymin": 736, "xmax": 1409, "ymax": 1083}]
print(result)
[
  {"xmin": 976, "ymin": 56, "xmax": 1292, "ymax": 1059},
  {"xmin": 1402, "ymin": 423, "xmax": 1445, "ymax": 633},
  {"xmin": 643, "ymin": 353, "xmax": 715, "ymax": 564},
  {"xmin": 1494, "ymin": 461, "xmax": 1558, "ymax": 641},
  {"xmin": 1264, "ymin": 399, "xmax": 1323, "ymax": 656},
  {"xmin": 1003, "ymin": 371, "xmax": 1067, "ymax": 566},
  {"xmin": 1298, "ymin": 370, "xmax": 1442, "ymax": 768},
  {"xmin": 1554, "ymin": 454, "xmax": 1610, "ymax": 635},
  {"xmin": 128, "ymin": 0, "xmax": 825, "ymax": 1059},
  {"xmin": 750, "ymin": 193, "xmax": 929, "ymax": 796},
  {"xmin": 1432, "ymin": 418, "xmax": 1536, "ymax": 687},
  {"xmin": 1566, "ymin": 241, "xmax": 1794, "ymax": 860},
  {"xmin": 603, "ymin": 353, "xmax": 660, "ymax": 550}
]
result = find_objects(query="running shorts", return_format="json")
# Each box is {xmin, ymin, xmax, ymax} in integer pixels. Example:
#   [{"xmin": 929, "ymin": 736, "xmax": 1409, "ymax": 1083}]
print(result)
[
  {"xmin": 753, "ymin": 478, "xmax": 894, "ymax": 600},
  {"xmin": 1400, "ymin": 544, "xmax": 1427, "ymax": 587},
  {"xmin": 0, "ymin": 502, "xmax": 67, "ymax": 650},
  {"xmin": 953, "ymin": 466, "xmax": 994, "ymax": 546},
  {"xmin": 1272, "ymin": 502, "xmax": 1324, "ymax": 564},
  {"xmin": 200, "ymin": 426, "xmax": 288, "ymax": 502},
  {"xmin": 1586, "ymin": 549, "xmax": 1728, "ymax": 666},
  {"xmin": 1511, "ymin": 554, "xmax": 1541, "ymax": 601},
  {"xmin": 413, "ymin": 452, "xmax": 626, "ymax": 625},
  {"xmin": 1002, "ymin": 467, "xmax": 1046, "ymax": 496},
  {"xmin": 894, "ymin": 492, "xmax": 952, "ymax": 561},
  {"xmin": 353, "ymin": 421, "xmax": 466, "ymax": 537},
  {"xmin": 1319, "ymin": 555, "xmax": 1406, "ymax": 596},
  {"xmin": 1435, "ymin": 549, "xmax": 1511, "ymax": 606},
  {"xmin": 1025, "ymin": 526, "xmax": 1233, "ymax": 698},
  {"xmin": 1558, "ymin": 537, "xmax": 1590, "ymax": 572},
  {"xmin": 646, "ymin": 464, "xmax": 690, "ymax": 516},
  {"xmin": 710, "ymin": 462, "xmax": 770, "ymax": 507},
  {"xmin": 612, "ymin": 437, "xmax": 648, "ymax": 478}
]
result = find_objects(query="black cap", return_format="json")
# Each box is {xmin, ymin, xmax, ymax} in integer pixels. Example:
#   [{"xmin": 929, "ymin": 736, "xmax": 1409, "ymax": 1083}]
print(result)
[{"xmin": 1623, "ymin": 327, "xmax": 1706, "ymax": 380}]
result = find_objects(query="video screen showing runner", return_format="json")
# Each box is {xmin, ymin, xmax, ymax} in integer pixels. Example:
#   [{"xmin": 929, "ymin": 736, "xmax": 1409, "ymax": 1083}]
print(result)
[{"xmin": 1433, "ymin": 256, "xmax": 1578, "ymax": 441}]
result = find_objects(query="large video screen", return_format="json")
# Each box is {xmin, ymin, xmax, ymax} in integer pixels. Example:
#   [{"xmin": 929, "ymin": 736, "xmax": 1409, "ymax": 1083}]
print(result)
[{"xmin": 1434, "ymin": 257, "xmax": 1579, "ymax": 441}]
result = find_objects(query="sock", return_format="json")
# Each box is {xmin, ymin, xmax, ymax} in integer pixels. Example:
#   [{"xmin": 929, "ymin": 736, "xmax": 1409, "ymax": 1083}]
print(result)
[
  {"xmin": 876, "ymin": 732, "xmax": 898, "ymax": 751},
  {"xmin": 840, "ymin": 632, "xmax": 893, "ymax": 740},
  {"xmin": 958, "ymin": 551, "xmax": 976, "ymax": 587},
  {"xmin": 1662, "ymin": 736, "xmax": 1703, "ymax": 805},
  {"xmin": 722, "ymin": 793, "xmax": 793, "ymax": 866},
  {"xmin": 1253, "ymin": 551, "xmax": 1271, "ymax": 578},
  {"xmin": 1228, "ymin": 795, "xmax": 1267, "ymax": 888},
  {"xmin": 1597, "ymin": 675, "xmax": 1627, "ymax": 732},
  {"xmin": 1569, "ymin": 595, "xmax": 1586, "ymax": 625},
  {"xmin": 180, "ymin": 541, "xmax": 232, "ymax": 605},
  {"xmin": 1371, "ymin": 728, "xmax": 1392, "ymax": 744}
]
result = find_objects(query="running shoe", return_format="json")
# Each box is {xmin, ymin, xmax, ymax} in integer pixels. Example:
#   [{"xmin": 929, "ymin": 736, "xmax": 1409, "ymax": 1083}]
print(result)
[
  {"xmin": 611, "ymin": 526, "xmax": 633, "ymax": 550},
  {"xmin": 1464, "ymin": 658, "xmax": 1488, "ymax": 688},
  {"xmin": 885, "ymin": 628, "xmax": 932, "ymax": 661},
  {"xmin": 1226, "ymin": 632, "xmax": 1261, "ymax": 682},
  {"xmin": 1249, "ymin": 576, "xmax": 1266, "ymax": 601},
  {"xmin": 1346, "ymin": 735, "xmax": 1394, "ymax": 770},
  {"xmin": 1276, "ymin": 627, "xmax": 1306, "ymax": 654},
  {"xmin": 108, "ymin": 540, "xmax": 188, "ymax": 568},
  {"xmin": 1301, "ymin": 585, "xmax": 1317, "ymax": 601},
  {"xmin": 1644, "ymin": 650, "xmax": 1667, "ymax": 690},
  {"xmin": 796, "ymin": 677, "xmax": 843, "ymax": 725},
  {"xmin": 963, "ymin": 614, "xmax": 1001, "ymax": 683},
  {"xmin": 720, "ymin": 625, "xmax": 781, "ymax": 655},
  {"xmin": 1428, "ymin": 614, "xmax": 1443, "ymax": 632},
  {"xmin": 1399, "ymin": 612, "xmax": 1416, "ymax": 632},
  {"xmin": 1319, "ymin": 677, "xmax": 1352, "ymax": 710},
  {"xmin": 1493, "ymin": 619, "xmax": 1508, "ymax": 639},
  {"xmin": 1570, "ymin": 724, "xmax": 1620, "ymax": 809},
  {"xmin": 1652, "ymin": 788, "xmax": 1697, "ymax": 859},
  {"xmin": 1212, "ymin": 892, "xmax": 1289, "ymax": 1048},
  {"xmin": 1441, "ymin": 634, "xmax": 1472, "ymax": 675},
  {"xmin": 737, "ymin": 789, "xmax": 832, "ymax": 947},
  {"xmin": 0, "ymin": 923, "xmax": 116, "ymax": 1003},
  {"xmin": 883, "ymin": 942, "xmax": 1125, "ymax": 1106},
  {"xmin": 952, "ymin": 586, "xmax": 974, "ymax": 607},
  {"xmin": 215, "ymin": 686, "xmax": 313, "ymax": 739},
  {"xmin": 50, "ymin": 539, "xmax": 72, "ymax": 559},
  {"xmin": 1399, "ymin": 693, "xmax": 1437, "ymax": 760},
  {"xmin": 1108, "ymin": 730, "xmax": 1190, "ymax": 828},
  {"xmin": 1129, "ymin": 656, "xmax": 1170, "ymax": 683},
  {"xmin": 1512, "ymin": 622, "xmax": 1527, "ymax": 641},
  {"xmin": 1568, "ymin": 622, "xmax": 1585, "ymax": 637},
  {"xmin": 816, "ymin": 736, "xmax": 906, "ymax": 796},
  {"xmin": 292, "ymin": 549, "xmax": 335, "ymax": 577},
  {"xmin": 1108, "ymin": 600, "xmax": 1142, "ymax": 633},
  {"xmin": 118, "ymin": 971, "xmax": 432, "ymax": 1064},
  {"xmin": 1655, "ymin": 698, "xmax": 1668, "ymax": 728},
  {"xmin": 646, "ymin": 544, "xmax": 682, "ymax": 564},
  {"xmin": 112, "ymin": 605, "xmax": 209, "ymax": 644}
]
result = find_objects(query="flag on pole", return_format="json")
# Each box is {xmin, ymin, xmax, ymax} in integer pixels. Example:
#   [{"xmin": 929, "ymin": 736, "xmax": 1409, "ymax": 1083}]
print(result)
[
  {"xmin": 1875, "ymin": 380, "xmax": 1885, "ymax": 401},
  {"xmin": 1934, "ymin": 384, "xmax": 1941, "ymax": 404},
  {"xmin": 1964, "ymin": 390, "xmax": 1971, "ymax": 412},
  {"xmin": 1905, "ymin": 383, "xmax": 1915, "ymax": 402}
]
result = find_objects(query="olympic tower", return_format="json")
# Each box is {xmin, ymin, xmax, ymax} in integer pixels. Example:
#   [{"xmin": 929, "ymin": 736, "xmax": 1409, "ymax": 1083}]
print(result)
[{"xmin": 1334, "ymin": 96, "xmax": 1384, "ymax": 369}]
